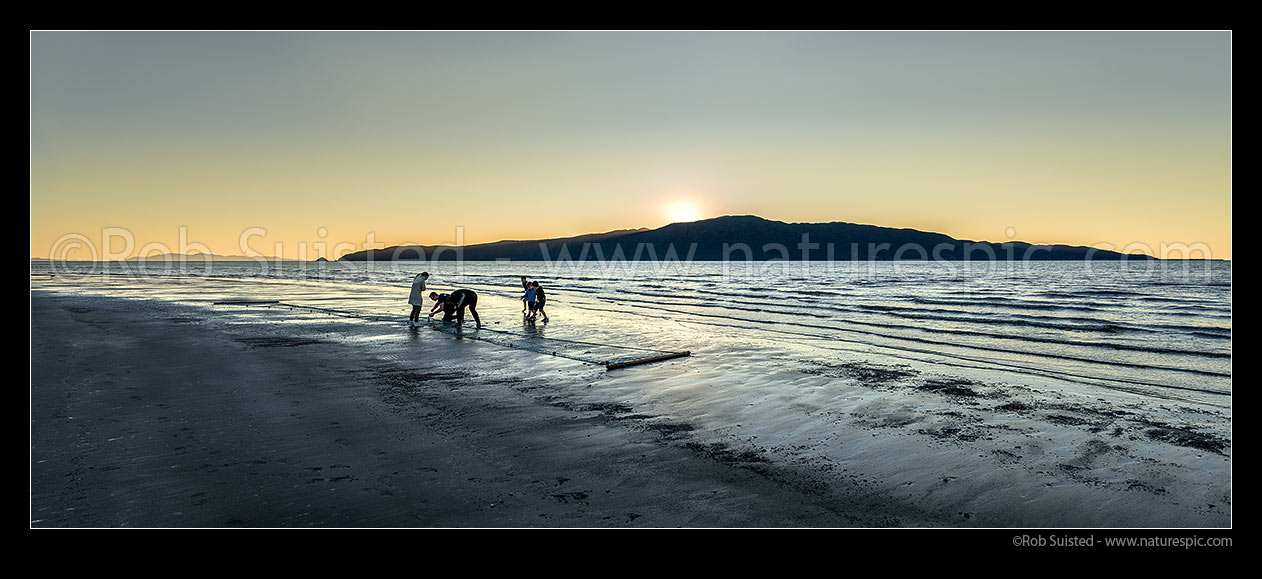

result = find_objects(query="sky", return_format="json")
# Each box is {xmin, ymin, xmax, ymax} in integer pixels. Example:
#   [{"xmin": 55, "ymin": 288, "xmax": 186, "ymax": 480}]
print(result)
[{"xmin": 30, "ymin": 31, "xmax": 1231, "ymax": 260}]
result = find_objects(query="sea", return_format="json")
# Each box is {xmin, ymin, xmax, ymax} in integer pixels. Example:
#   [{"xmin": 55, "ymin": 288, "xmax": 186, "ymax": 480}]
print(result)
[
  {"xmin": 30, "ymin": 258, "xmax": 1232, "ymax": 525},
  {"xmin": 30, "ymin": 259, "xmax": 1231, "ymax": 398}
]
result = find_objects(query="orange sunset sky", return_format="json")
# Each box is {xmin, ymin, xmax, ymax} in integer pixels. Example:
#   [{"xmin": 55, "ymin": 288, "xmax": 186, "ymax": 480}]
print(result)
[{"xmin": 31, "ymin": 31, "xmax": 1231, "ymax": 260}]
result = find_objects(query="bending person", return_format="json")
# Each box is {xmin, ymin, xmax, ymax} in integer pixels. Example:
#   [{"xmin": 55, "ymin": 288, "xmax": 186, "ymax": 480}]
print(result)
[{"xmin": 428, "ymin": 289, "xmax": 481, "ymax": 328}]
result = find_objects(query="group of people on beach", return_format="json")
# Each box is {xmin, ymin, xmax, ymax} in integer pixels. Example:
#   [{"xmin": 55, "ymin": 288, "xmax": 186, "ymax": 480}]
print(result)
[
  {"xmin": 407, "ymin": 272, "xmax": 481, "ymax": 328},
  {"xmin": 406, "ymin": 272, "xmax": 548, "ymax": 329},
  {"xmin": 520, "ymin": 276, "xmax": 548, "ymax": 323}
]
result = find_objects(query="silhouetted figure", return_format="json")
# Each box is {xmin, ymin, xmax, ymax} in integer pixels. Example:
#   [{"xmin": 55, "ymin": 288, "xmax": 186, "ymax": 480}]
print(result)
[
  {"xmin": 408, "ymin": 272, "xmax": 429, "ymax": 326},
  {"xmin": 531, "ymin": 281, "xmax": 548, "ymax": 323},
  {"xmin": 428, "ymin": 289, "xmax": 481, "ymax": 328}
]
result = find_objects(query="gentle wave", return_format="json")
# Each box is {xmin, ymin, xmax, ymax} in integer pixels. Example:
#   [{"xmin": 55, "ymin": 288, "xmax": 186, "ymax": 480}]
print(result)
[
  {"xmin": 568, "ymin": 302, "xmax": 1232, "ymax": 388},
  {"xmin": 32, "ymin": 260, "xmax": 1232, "ymax": 402}
]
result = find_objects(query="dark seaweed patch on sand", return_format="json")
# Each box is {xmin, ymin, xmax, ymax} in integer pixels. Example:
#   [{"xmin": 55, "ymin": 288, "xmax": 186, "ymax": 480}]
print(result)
[
  {"xmin": 994, "ymin": 401, "xmax": 1034, "ymax": 413},
  {"xmin": 548, "ymin": 400, "xmax": 635, "ymax": 418},
  {"xmin": 520, "ymin": 389, "xmax": 697, "ymax": 441},
  {"xmin": 1142, "ymin": 424, "xmax": 1230, "ymax": 455},
  {"xmin": 991, "ymin": 449, "xmax": 1023, "ymax": 464},
  {"xmin": 917, "ymin": 425, "xmax": 983, "ymax": 442},
  {"xmin": 916, "ymin": 378, "xmax": 981, "ymax": 398},
  {"xmin": 375, "ymin": 369, "xmax": 467, "ymax": 389},
  {"xmin": 644, "ymin": 421, "xmax": 695, "ymax": 439},
  {"xmin": 1053, "ymin": 439, "xmax": 1118, "ymax": 485},
  {"xmin": 1125, "ymin": 480, "xmax": 1169, "ymax": 495},
  {"xmin": 577, "ymin": 402, "xmax": 634, "ymax": 415},
  {"xmin": 612, "ymin": 413, "xmax": 656, "ymax": 421},
  {"xmin": 1046, "ymin": 414, "xmax": 1094, "ymax": 427},
  {"xmin": 550, "ymin": 492, "xmax": 590, "ymax": 503},
  {"xmin": 854, "ymin": 413, "xmax": 923, "ymax": 429},
  {"xmin": 235, "ymin": 336, "xmax": 329, "ymax": 348},
  {"xmin": 800, "ymin": 361, "xmax": 919, "ymax": 386},
  {"xmin": 682, "ymin": 441, "xmax": 769, "ymax": 465}
]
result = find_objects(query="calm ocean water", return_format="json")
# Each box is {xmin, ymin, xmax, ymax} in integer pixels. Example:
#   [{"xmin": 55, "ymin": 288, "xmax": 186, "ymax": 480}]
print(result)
[
  {"xmin": 31, "ymin": 259, "xmax": 1232, "ymax": 405},
  {"xmin": 31, "ymin": 258, "xmax": 1233, "ymax": 524}
]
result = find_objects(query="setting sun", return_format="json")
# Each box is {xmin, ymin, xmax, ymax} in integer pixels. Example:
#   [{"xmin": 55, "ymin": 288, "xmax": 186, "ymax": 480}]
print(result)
[{"xmin": 666, "ymin": 202, "xmax": 702, "ymax": 223}]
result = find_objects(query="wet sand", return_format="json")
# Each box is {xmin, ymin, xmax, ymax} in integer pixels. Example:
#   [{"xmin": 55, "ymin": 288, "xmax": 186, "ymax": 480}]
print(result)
[
  {"xmin": 30, "ymin": 291, "xmax": 916, "ymax": 528},
  {"xmin": 30, "ymin": 289, "xmax": 1231, "ymax": 530}
]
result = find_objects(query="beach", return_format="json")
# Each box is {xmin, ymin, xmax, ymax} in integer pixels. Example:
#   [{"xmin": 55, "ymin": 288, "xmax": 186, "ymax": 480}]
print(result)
[
  {"xmin": 31, "ymin": 31, "xmax": 1232, "ymax": 535},
  {"xmin": 30, "ymin": 268, "xmax": 1231, "ymax": 529},
  {"xmin": 31, "ymin": 290, "xmax": 917, "ymax": 527}
]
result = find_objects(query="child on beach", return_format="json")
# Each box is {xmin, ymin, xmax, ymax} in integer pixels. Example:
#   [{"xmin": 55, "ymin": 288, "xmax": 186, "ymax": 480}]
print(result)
[
  {"xmin": 531, "ymin": 281, "xmax": 548, "ymax": 323},
  {"xmin": 520, "ymin": 276, "xmax": 531, "ymax": 313},
  {"xmin": 523, "ymin": 283, "xmax": 538, "ymax": 319}
]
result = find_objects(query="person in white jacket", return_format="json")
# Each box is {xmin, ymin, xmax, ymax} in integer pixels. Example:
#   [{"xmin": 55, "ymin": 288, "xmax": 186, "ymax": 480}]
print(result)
[{"xmin": 408, "ymin": 272, "xmax": 430, "ymax": 326}]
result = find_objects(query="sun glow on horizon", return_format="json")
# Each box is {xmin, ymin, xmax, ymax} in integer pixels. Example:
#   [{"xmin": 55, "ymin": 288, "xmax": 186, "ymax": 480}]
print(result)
[{"xmin": 666, "ymin": 201, "xmax": 703, "ymax": 224}]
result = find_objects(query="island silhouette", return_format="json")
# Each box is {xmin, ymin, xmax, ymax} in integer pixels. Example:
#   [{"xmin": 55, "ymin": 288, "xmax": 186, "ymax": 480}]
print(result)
[{"xmin": 339, "ymin": 215, "xmax": 1154, "ymax": 262}]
